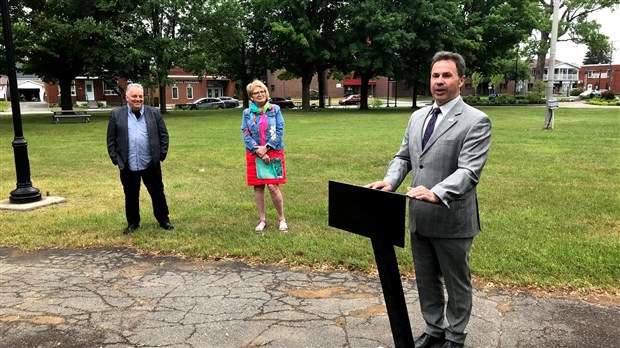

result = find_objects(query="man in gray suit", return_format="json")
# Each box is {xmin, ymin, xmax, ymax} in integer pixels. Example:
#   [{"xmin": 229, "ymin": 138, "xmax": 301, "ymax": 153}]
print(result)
[
  {"xmin": 107, "ymin": 83, "xmax": 174, "ymax": 235},
  {"xmin": 367, "ymin": 51, "xmax": 491, "ymax": 348}
]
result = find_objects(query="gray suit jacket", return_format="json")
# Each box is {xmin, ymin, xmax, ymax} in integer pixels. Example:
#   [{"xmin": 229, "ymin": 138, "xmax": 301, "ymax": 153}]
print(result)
[
  {"xmin": 106, "ymin": 105, "xmax": 169, "ymax": 170},
  {"xmin": 384, "ymin": 98, "xmax": 491, "ymax": 238}
]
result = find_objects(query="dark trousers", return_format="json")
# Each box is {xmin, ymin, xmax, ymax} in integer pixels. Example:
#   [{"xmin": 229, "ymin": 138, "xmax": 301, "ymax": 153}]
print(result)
[{"xmin": 120, "ymin": 164, "xmax": 170, "ymax": 226}]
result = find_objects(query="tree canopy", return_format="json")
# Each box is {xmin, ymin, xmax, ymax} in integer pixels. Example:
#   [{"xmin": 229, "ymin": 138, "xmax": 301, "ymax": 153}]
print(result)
[
  {"xmin": 11, "ymin": 0, "xmax": 137, "ymax": 110},
  {"xmin": 583, "ymin": 39, "xmax": 613, "ymax": 64},
  {"xmin": 247, "ymin": 0, "xmax": 349, "ymax": 109},
  {"xmin": 3, "ymin": 0, "xmax": 586, "ymax": 110}
]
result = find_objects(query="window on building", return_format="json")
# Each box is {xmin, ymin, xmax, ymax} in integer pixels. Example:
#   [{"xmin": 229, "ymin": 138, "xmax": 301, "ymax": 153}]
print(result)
[
  {"xmin": 103, "ymin": 81, "xmax": 116, "ymax": 96},
  {"xmin": 172, "ymin": 86, "xmax": 179, "ymax": 99},
  {"xmin": 270, "ymin": 84, "xmax": 275, "ymax": 92},
  {"xmin": 187, "ymin": 86, "xmax": 193, "ymax": 99},
  {"xmin": 464, "ymin": 84, "xmax": 471, "ymax": 90},
  {"xmin": 71, "ymin": 82, "xmax": 76, "ymax": 96}
]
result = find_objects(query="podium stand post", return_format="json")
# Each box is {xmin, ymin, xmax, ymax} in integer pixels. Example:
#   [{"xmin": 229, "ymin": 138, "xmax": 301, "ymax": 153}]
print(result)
[
  {"xmin": 372, "ymin": 239, "xmax": 414, "ymax": 348},
  {"xmin": 328, "ymin": 181, "xmax": 414, "ymax": 348}
]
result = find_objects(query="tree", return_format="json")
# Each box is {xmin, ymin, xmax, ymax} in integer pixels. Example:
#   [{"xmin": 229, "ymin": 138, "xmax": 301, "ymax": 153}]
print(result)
[
  {"xmin": 470, "ymin": 72, "xmax": 484, "ymax": 96},
  {"xmin": 130, "ymin": 0, "xmax": 205, "ymax": 114},
  {"xmin": 11, "ymin": 0, "xmax": 137, "ymax": 110},
  {"xmin": 177, "ymin": 0, "xmax": 258, "ymax": 107},
  {"xmin": 453, "ymin": 0, "xmax": 539, "ymax": 76},
  {"xmin": 583, "ymin": 39, "xmax": 612, "ymax": 64},
  {"xmin": 344, "ymin": 0, "xmax": 413, "ymax": 110},
  {"xmin": 0, "ymin": 0, "xmax": 25, "ymax": 76},
  {"xmin": 396, "ymin": 0, "xmax": 462, "ymax": 108},
  {"xmin": 493, "ymin": 54, "xmax": 532, "ymax": 94},
  {"xmin": 531, "ymin": 0, "xmax": 620, "ymax": 81},
  {"xmin": 392, "ymin": 0, "xmax": 537, "ymax": 107},
  {"xmin": 248, "ymin": 0, "xmax": 348, "ymax": 110},
  {"xmin": 0, "ymin": 20, "xmax": 6, "ymax": 76},
  {"xmin": 489, "ymin": 73, "xmax": 504, "ymax": 94}
]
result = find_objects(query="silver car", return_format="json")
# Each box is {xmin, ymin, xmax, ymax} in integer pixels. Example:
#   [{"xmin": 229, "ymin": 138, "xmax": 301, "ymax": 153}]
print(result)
[
  {"xmin": 193, "ymin": 97, "xmax": 226, "ymax": 110},
  {"xmin": 218, "ymin": 96, "xmax": 240, "ymax": 108}
]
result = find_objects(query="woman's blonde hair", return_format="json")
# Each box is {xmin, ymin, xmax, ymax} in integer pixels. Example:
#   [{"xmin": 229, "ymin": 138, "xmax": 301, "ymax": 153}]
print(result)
[{"xmin": 246, "ymin": 80, "xmax": 270, "ymax": 100}]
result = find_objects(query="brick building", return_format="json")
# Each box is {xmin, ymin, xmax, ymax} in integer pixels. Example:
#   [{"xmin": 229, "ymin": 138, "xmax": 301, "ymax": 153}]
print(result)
[
  {"xmin": 42, "ymin": 67, "xmax": 235, "ymax": 107},
  {"xmin": 578, "ymin": 63, "xmax": 620, "ymax": 92},
  {"xmin": 159, "ymin": 67, "xmax": 235, "ymax": 105},
  {"xmin": 44, "ymin": 78, "xmax": 125, "ymax": 107},
  {"xmin": 263, "ymin": 69, "xmax": 420, "ymax": 103}
]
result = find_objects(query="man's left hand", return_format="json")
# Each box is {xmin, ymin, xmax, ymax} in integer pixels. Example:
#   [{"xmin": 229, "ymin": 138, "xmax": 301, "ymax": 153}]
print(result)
[{"xmin": 406, "ymin": 186, "xmax": 439, "ymax": 203}]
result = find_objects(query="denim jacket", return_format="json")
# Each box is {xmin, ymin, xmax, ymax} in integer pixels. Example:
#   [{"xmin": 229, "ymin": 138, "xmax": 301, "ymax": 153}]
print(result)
[{"xmin": 241, "ymin": 103, "xmax": 285, "ymax": 153}]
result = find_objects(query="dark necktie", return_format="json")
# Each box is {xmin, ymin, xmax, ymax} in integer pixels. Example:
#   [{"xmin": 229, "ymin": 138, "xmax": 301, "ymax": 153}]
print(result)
[
  {"xmin": 133, "ymin": 111, "xmax": 141, "ymax": 119},
  {"xmin": 422, "ymin": 108, "xmax": 441, "ymax": 149}
]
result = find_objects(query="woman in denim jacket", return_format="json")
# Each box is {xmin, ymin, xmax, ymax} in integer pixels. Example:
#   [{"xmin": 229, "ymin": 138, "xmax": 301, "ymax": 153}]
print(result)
[{"xmin": 241, "ymin": 80, "xmax": 288, "ymax": 232}]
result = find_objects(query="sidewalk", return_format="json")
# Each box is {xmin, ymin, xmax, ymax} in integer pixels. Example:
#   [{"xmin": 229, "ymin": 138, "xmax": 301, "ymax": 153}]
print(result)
[{"xmin": 1, "ymin": 247, "xmax": 618, "ymax": 348}]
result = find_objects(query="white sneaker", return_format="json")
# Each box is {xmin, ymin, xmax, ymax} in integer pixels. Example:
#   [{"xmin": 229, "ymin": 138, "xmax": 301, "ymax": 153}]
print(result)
[
  {"xmin": 278, "ymin": 220, "xmax": 288, "ymax": 232},
  {"xmin": 255, "ymin": 221, "xmax": 266, "ymax": 232}
]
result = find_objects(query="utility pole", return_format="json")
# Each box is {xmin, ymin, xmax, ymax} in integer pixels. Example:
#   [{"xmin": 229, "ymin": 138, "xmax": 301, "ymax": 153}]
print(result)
[
  {"xmin": 543, "ymin": 0, "xmax": 559, "ymax": 130},
  {"xmin": 608, "ymin": 41, "xmax": 615, "ymax": 90}
]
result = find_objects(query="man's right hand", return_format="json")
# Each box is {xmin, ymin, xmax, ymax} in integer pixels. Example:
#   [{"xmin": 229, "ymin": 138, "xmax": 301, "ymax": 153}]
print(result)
[{"xmin": 365, "ymin": 181, "xmax": 393, "ymax": 191}]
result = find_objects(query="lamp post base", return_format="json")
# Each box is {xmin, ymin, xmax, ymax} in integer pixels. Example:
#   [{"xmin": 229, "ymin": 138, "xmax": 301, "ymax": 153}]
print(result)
[{"xmin": 9, "ymin": 186, "xmax": 41, "ymax": 204}]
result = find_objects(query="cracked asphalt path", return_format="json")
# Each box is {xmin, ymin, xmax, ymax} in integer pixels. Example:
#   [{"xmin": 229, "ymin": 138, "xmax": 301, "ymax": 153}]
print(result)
[{"xmin": 1, "ymin": 247, "xmax": 618, "ymax": 348}]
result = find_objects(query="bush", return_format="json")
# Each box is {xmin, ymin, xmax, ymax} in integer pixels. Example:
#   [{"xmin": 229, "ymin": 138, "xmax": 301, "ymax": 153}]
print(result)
[
  {"xmin": 601, "ymin": 90, "xmax": 616, "ymax": 100},
  {"xmin": 370, "ymin": 98, "xmax": 383, "ymax": 108},
  {"xmin": 491, "ymin": 95, "xmax": 517, "ymax": 104},
  {"xmin": 586, "ymin": 98, "xmax": 618, "ymax": 106},
  {"xmin": 570, "ymin": 88, "xmax": 584, "ymax": 96},
  {"xmin": 463, "ymin": 95, "xmax": 480, "ymax": 104},
  {"xmin": 525, "ymin": 92, "xmax": 545, "ymax": 104}
]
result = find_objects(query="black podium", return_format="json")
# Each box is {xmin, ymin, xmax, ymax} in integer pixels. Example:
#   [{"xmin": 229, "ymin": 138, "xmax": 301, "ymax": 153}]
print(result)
[{"xmin": 328, "ymin": 181, "xmax": 414, "ymax": 348}]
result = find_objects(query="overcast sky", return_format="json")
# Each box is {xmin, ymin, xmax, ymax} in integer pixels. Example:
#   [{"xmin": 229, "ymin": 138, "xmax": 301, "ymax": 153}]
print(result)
[{"xmin": 554, "ymin": 7, "xmax": 620, "ymax": 65}]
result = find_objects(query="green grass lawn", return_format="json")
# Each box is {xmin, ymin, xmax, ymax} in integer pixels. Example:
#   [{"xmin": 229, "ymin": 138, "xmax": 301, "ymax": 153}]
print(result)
[
  {"xmin": 1, "ymin": 106, "xmax": 618, "ymax": 293},
  {"xmin": 0, "ymin": 101, "xmax": 10, "ymax": 112}
]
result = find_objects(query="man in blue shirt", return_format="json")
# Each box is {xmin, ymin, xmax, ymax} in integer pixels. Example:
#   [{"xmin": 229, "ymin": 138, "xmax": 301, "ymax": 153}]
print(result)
[{"xmin": 107, "ymin": 83, "xmax": 174, "ymax": 234}]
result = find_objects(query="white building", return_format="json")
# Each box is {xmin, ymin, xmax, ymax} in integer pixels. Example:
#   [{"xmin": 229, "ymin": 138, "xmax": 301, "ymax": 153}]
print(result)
[
  {"xmin": 534, "ymin": 60, "xmax": 580, "ymax": 96},
  {"xmin": 0, "ymin": 76, "xmax": 7, "ymax": 100}
]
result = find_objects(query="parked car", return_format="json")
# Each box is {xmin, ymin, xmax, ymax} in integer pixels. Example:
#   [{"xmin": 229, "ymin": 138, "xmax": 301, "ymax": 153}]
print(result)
[
  {"xmin": 338, "ymin": 94, "xmax": 361, "ymax": 105},
  {"xmin": 218, "ymin": 96, "xmax": 240, "ymax": 108},
  {"xmin": 175, "ymin": 97, "xmax": 226, "ymax": 110},
  {"xmin": 488, "ymin": 93, "xmax": 502, "ymax": 100},
  {"xmin": 269, "ymin": 97, "xmax": 296, "ymax": 109},
  {"xmin": 579, "ymin": 89, "xmax": 603, "ymax": 99}
]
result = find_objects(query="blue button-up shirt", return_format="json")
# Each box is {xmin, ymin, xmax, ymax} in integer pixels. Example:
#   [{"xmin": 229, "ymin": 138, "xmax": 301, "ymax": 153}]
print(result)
[{"xmin": 127, "ymin": 107, "xmax": 151, "ymax": 171}]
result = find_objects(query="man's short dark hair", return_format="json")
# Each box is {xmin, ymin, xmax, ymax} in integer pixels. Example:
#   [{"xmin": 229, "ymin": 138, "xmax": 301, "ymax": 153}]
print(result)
[{"xmin": 431, "ymin": 51, "xmax": 466, "ymax": 77}]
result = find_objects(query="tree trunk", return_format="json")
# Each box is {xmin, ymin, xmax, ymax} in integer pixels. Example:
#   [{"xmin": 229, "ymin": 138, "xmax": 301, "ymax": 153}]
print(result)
[
  {"xmin": 59, "ymin": 77, "xmax": 74, "ymax": 111},
  {"xmin": 241, "ymin": 75, "xmax": 251, "ymax": 108},
  {"xmin": 534, "ymin": 31, "xmax": 550, "ymax": 81},
  {"xmin": 411, "ymin": 83, "xmax": 419, "ymax": 109},
  {"xmin": 317, "ymin": 68, "xmax": 326, "ymax": 108},
  {"xmin": 301, "ymin": 66, "xmax": 314, "ymax": 110}
]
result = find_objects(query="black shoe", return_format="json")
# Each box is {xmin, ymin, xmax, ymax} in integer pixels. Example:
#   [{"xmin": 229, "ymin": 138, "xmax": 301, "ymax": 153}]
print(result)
[
  {"xmin": 123, "ymin": 224, "xmax": 140, "ymax": 235},
  {"xmin": 160, "ymin": 222, "xmax": 174, "ymax": 230},
  {"xmin": 415, "ymin": 333, "xmax": 445, "ymax": 348},
  {"xmin": 439, "ymin": 340, "xmax": 464, "ymax": 348}
]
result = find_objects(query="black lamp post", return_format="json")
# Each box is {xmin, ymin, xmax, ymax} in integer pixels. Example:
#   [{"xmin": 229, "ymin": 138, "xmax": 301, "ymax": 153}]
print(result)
[{"xmin": 1, "ymin": 0, "xmax": 41, "ymax": 203}]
